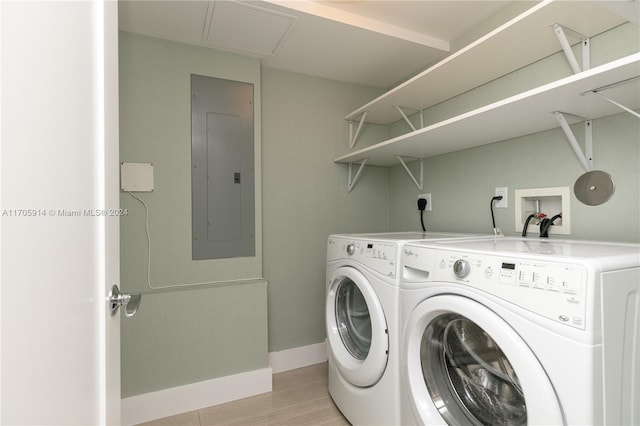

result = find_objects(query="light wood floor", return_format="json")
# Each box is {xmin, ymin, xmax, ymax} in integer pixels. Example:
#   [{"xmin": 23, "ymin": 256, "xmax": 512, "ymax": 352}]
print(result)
[{"xmin": 138, "ymin": 362, "xmax": 350, "ymax": 426}]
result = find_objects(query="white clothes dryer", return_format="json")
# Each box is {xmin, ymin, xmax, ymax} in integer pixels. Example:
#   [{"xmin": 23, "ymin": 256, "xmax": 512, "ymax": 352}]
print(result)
[
  {"xmin": 399, "ymin": 237, "xmax": 640, "ymax": 426},
  {"xmin": 326, "ymin": 232, "xmax": 494, "ymax": 425}
]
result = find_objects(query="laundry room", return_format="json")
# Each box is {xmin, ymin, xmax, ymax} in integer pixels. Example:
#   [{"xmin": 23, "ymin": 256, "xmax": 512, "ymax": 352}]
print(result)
[
  {"xmin": 1, "ymin": 1, "xmax": 638, "ymax": 425},
  {"xmin": 116, "ymin": 1, "xmax": 639, "ymax": 422}
]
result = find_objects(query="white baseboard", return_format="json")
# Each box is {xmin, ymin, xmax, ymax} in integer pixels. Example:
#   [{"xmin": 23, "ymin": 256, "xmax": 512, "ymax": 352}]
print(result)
[
  {"xmin": 268, "ymin": 341, "xmax": 327, "ymax": 373},
  {"xmin": 121, "ymin": 342, "xmax": 327, "ymax": 425},
  {"xmin": 121, "ymin": 367, "xmax": 272, "ymax": 426}
]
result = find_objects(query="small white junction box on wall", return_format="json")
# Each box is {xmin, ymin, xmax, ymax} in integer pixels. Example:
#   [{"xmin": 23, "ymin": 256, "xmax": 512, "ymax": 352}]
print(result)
[{"xmin": 121, "ymin": 162, "xmax": 154, "ymax": 192}]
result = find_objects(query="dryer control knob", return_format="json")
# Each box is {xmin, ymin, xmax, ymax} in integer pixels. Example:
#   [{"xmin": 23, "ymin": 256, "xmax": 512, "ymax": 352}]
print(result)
[
  {"xmin": 453, "ymin": 259, "xmax": 471, "ymax": 278},
  {"xmin": 346, "ymin": 243, "xmax": 356, "ymax": 255}
]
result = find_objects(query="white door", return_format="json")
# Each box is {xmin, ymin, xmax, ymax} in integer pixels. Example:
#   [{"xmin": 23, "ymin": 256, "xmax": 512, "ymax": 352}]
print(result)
[
  {"xmin": 326, "ymin": 266, "xmax": 388, "ymax": 387},
  {"xmin": 1, "ymin": 1, "xmax": 121, "ymax": 424}
]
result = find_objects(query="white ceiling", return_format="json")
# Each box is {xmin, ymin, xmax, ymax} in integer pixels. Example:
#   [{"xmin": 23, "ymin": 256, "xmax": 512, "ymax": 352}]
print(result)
[{"xmin": 118, "ymin": 0, "xmax": 539, "ymax": 88}]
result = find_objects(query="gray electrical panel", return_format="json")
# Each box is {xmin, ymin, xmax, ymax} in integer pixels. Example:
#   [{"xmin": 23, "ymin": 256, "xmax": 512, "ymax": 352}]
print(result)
[{"xmin": 191, "ymin": 74, "xmax": 255, "ymax": 260}]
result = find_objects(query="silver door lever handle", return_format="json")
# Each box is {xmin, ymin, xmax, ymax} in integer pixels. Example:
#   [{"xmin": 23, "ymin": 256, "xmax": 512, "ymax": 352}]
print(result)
[{"xmin": 110, "ymin": 284, "xmax": 141, "ymax": 317}]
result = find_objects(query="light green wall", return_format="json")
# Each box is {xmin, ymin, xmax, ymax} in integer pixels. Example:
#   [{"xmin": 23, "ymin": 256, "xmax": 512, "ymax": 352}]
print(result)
[
  {"xmin": 120, "ymin": 283, "xmax": 267, "ymax": 398},
  {"xmin": 388, "ymin": 111, "xmax": 640, "ymax": 242},
  {"xmin": 261, "ymin": 68, "xmax": 388, "ymax": 352},
  {"xmin": 119, "ymin": 32, "xmax": 267, "ymax": 397},
  {"xmin": 119, "ymin": 32, "xmax": 388, "ymax": 396},
  {"xmin": 119, "ymin": 32, "xmax": 262, "ymax": 290},
  {"xmin": 388, "ymin": 24, "xmax": 640, "ymax": 242}
]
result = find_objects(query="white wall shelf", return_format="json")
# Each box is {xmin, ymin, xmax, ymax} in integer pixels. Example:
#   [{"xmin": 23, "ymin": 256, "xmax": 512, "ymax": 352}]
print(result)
[
  {"xmin": 335, "ymin": 53, "xmax": 640, "ymax": 167},
  {"xmin": 344, "ymin": 0, "xmax": 627, "ymax": 127}
]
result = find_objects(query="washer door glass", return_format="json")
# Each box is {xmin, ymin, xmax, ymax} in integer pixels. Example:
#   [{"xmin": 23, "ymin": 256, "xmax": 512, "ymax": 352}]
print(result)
[
  {"xmin": 326, "ymin": 266, "xmax": 388, "ymax": 387},
  {"xmin": 421, "ymin": 313, "xmax": 526, "ymax": 426},
  {"xmin": 335, "ymin": 278, "xmax": 371, "ymax": 360}
]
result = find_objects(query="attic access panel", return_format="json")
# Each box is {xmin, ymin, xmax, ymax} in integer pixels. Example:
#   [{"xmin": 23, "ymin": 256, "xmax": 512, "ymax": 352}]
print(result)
[
  {"xmin": 203, "ymin": 1, "xmax": 296, "ymax": 56},
  {"xmin": 191, "ymin": 74, "xmax": 255, "ymax": 260}
]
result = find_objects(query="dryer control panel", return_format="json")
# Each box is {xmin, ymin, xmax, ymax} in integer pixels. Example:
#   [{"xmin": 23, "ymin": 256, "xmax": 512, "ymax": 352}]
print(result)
[
  {"xmin": 404, "ymin": 247, "xmax": 589, "ymax": 330},
  {"xmin": 328, "ymin": 237, "xmax": 397, "ymax": 278}
]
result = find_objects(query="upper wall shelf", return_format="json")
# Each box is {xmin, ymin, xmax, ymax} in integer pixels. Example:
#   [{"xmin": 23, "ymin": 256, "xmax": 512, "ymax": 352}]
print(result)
[
  {"xmin": 344, "ymin": 0, "xmax": 627, "ymax": 126},
  {"xmin": 335, "ymin": 53, "xmax": 640, "ymax": 166}
]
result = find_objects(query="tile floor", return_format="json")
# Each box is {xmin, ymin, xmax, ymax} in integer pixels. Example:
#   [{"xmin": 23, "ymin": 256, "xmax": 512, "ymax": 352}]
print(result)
[{"xmin": 138, "ymin": 362, "xmax": 350, "ymax": 426}]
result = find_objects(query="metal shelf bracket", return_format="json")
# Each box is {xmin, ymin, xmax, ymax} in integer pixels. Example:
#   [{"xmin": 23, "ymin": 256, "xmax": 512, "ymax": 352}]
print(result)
[
  {"xmin": 592, "ymin": 92, "xmax": 640, "ymax": 119},
  {"xmin": 347, "ymin": 159, "xmax": 368, "ymax": 192},
  {"xmin": 582, "ymin": 76, "xmax": 640, "ymax": 119},
  {"xmin": 554, "ymin": 111, "xmax": 593, "ymax": 172},
  {"xmin": 552, "ymin": 23, "xmax": 590, "ymax": 74},
  {"xmin": 348, "ymin": 110, "xmax": 368, "ymax": 149},
  {"xmin": 394, "ymin": 105, "xmax": 424, "ymax": 132},
  {"xmin": 396, "ymin": 156, "xmax": 424, "ymax": 190}
]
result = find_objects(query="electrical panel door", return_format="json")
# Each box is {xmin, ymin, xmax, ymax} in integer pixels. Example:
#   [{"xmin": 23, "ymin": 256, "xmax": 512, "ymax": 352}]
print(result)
[{"xmin": 191, "ymin": 74, "xmax": 255, "ymax": 259}]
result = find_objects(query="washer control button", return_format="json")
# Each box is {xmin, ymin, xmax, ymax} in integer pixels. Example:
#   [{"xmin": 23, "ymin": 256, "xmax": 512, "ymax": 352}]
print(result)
[
  {"xmin": 453, "ymin": 259, "xmax": 471, "ymax": 278},
  {"xmin": 484, "ymin": 267, "xmax": 494, "ymax": 278},
  {"xmin": 346, "ymin": 243, "xmax": 355, "ymax": 255}
]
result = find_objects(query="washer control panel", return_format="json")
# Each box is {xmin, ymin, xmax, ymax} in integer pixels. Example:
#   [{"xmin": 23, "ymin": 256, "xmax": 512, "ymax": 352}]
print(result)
[
  {"xmin": 404, "ymin": 247, "xmax": 588, "ymax": 330},
  {"xmin": 328, "ymin": 237, "xmax": 397, "ymax": 278}
]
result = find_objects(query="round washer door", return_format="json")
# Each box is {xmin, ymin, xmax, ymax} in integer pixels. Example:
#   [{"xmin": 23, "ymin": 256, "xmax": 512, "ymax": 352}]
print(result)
[
  {"xmin": 404, "ymin": 295, "xmax": 563, "ymax": 426},
  {"xmin": 326, "ymin": 266, "xmax": 388, "ymax": 387}
]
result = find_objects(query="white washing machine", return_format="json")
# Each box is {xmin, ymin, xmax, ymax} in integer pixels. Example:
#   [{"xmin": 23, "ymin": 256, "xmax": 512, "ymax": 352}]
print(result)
[
  {"xmin": 399, "ymin": 237, "xmax": 640, "ymax": 426},
  {"xmin": 326, "ymin": 232, "xmax": 495, "ymax": 425}
]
